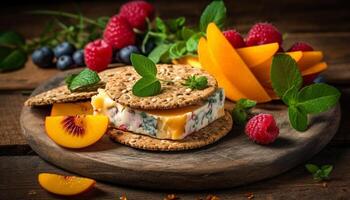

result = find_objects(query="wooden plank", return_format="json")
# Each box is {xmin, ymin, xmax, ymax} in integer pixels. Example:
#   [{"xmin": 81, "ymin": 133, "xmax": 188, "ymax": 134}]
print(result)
[{"xmin": 0, "ymin": 146, "xmax": 349, "ymax": 199}]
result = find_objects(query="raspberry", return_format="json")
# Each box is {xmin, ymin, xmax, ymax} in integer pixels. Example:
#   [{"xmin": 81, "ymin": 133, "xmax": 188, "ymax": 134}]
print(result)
[
  {"xmin": 245, "ymin": 113, "xmax": 279, "ymax": 145},
  {"xmin": 245, "ymin": 23, "xmax": 282, "ymax": 47},
  {"xmin": 119, "ymin": 0, "xmax": 155, "ymax": 30},
  {"xmin": 84, "ymin": 39, "xmax": 112, "ymax": 72},
  {"xmin": 223, "ymin": 29, "xmax": 245, "ymax": 48},
  {"xmin": 103, "ymin": 15, "xmax": 136, "ymax": 49},
  {"xmin": 288, "ymin": 42, "xmax": 314, "ymax": 52}
]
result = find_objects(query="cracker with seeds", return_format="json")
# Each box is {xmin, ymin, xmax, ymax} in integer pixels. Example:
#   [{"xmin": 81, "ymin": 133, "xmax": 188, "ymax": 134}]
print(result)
[
  {"xmin": 105, "ymin": 64, "xmax": 218, "ymax": 110},
  {"xmin": 108, "ymin": 112, "xmax": 232, "ymax": 151}
]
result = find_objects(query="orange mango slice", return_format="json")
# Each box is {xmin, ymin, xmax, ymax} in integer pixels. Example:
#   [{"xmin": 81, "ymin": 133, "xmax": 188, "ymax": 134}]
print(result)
[
  {"xmin": 198, "ymin": 38, "xmax": 246, "ymax": 101},
  {"xmin": 236, "ymin": 43, "xmax": 279, "ymax": 68},
  {"xmin": 206, "ymin": 23, "xmax": 271, "ymax": 102},
  {"xmin": 298, "ymin": 51, "xmax": 323, "ymax": 71},
  {"xmin": 301, "ymin": 62, "xmax": 328, "ymax": 76},
  {"xmin": 38, "ymin": 173, "xmax": 95, "ymax": 196},
  {"xmin": 50, "ymin": 102, "xmax": 93, "ymax": 116},
  {"xmin": 172, "ymin": 55, "xmax": 201, "ymax": 68},
  {"xmin": 45, "ymin": 115, "xmax": 108, "ymax": 148}
]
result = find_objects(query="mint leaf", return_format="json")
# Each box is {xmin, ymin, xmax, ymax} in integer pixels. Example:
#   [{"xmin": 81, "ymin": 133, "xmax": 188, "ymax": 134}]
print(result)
[
  {"xmin": 132, "ymin": 77, "xmax": 161, "ymax": 97},
  {"xmin": 288, "ymin": 106, "xmax": 308, "ymax": 131},
  {"xmin": 321, "ymin": 165, "xmax": 333, "ymax": 178},
  {"xmin": 67, "ymin": 69, "xmax": 101, "ymax": 92},
  {"xmin": 131, "ymin": 54, "xmax": 157, "ymax": 78},
  {"xmin": 0, "ymin": 49, "xmax": 27, "ymax": 72},
  {"xmin": 155, "ymin": 17, "xmax": 167, "ymax": 33},
  {"xmin": 237, "ymin": 98, "xmax": 257, "ymax": 109},
  {"xmin": 199, "ymin": 0, "xmax": 227, "ymax": 32},
  {"xmin": 282, "ymin": 85, "xmax": 298, "ymax": 105},
  {"xmin": 186, "ymin": 33, "xmax": 202, "ymax": 53},
  {"xmin": 305, "ymin": 164, "xmax": 319, "ymax": 174},
  {"xmin": 148, "ymin": 44, "xmax": 170, "ymax": 64},
  {"xmin": 183, "ymin": 75, "xmax": 208, "ymax": 90},
  {"xmin": 181, "ymin": 27, "xmax": 196, "ymax": 40},
  {"xmin": 232, "ymin": 98, "xmax": 257, "ymax": 125},
  {"xmin": 169, "ymin": 41, "xmax": 187, "ymax": 59},
  {"xmin": 0, "ymin": 31, "xmax": 25, "ymax": 47},
  {"xmin": 297, "ymin": 83, "xmax": 340, "ymax": 114},
  {"xmin": 271, "ymin": 54, "xmax": 303, "ymax": 98},
  {"xmin": 165, "ymin": 17, "xmax": 186, "ymax": 32}
]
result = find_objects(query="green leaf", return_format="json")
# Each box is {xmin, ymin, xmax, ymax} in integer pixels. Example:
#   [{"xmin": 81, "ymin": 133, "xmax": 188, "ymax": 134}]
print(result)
[
  {"xmin": 199, "ymin": 0, "xmax": 227, "ymax": 32},
  {"xmin": 131, "ymin": 53, "xmax": 157, "ymax": 77},
  {"xmin": 67, "ymin": 69, "xmax": 101, "ymax": 92},
  {"xmin": 0, "ymin": 31, "xmax": 25, "ymax": 47},
  {"xmin": 0, "ymin": 46, "xmax": 12, "ymax": 61},
  {"xmin": 96, "ymin": 16, "xmax": 110, "ymax": 28},
  {"xmin": 305, "ymin": 164, "xmax": 320, "ymax": 174},
  {"xmin": 183, "ymin": 75, "xmax": 208, "ymax": 90},
  {"xmin": 181, "ymin": 27, "xmax": 196, "ymax": 40},
  {"xmin": 236, "ymin": 98, "xmax": 257, "ymax": 109},
  {"xmin": 0, "ymin": 49, "xmax": 27, "ymax": 72},
  {"xmin": 282, "ymin": 85, "xmax": 298, "ymax": 105},
  {"xmin": 186, "ymin": 33, "xmax": 202, "ymax": 52},
  {"xmin": 169, "ymin": 41, "xmax": 187, "ymax": 59},
  {"xmin": 132, "ymin": 77, "xmax": 161, "ymax": 97},
  {"xmin": 297, "ymin": 83, "xmax": 340, "ymax": 114},
  {"xmin": 232, "ymin": 108, "xmax": 248, "ymax": 125},
  {"xmin": 148, "ymin": 44, "xmax": 170, "ymax": 64},
  {"xmin": 155, "ymin": 17, "xmax": 167, "ymax": 33},
  {"xmin": 321, "ymin": 165, "xmax": 333, "ymax": 178},
  {"xmin": 166, "ymin": 17, "xmax": 186, "ymax": 33},
  {"xmin": 271, "ymin": 54, "xmax": 303, "ymax": 98},
  {"xmin": 288, "ymin": 106, "xmax": 308, "ymax": 131}
]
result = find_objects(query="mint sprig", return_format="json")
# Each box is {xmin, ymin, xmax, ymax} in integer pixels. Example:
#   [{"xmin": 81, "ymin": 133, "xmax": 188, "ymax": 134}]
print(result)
[
  {"xmin": 65, "ymin": 68, "xmax": 101, "ymax": 92},
  {"xmin": 231, "ymin": 99, "xmax": 257, "ymax": 125},
  {"xmin": 305, "ymin": 164, "xmax": 333, "ymax": 181},
  {"xmin": 183, "ymin": 75, "xmax": 208, "ymax": 90},
  {"xmin": 199, "ymin": 0, "xmax": 227, "ymax": 33},
  {"xmin": 271, "ymin": 54, "xmax": 341, "ymax": 131},
  {"xmin": 131, "ymin": 54, "xmax": 161, "ymax": 97}
]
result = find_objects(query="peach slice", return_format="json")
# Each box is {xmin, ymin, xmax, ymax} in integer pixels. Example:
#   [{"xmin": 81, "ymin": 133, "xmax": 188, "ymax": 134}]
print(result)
[
  {"xmin": 45, "ymin": 115, "xmax": 108, "ymax": 148},
  {"xmin": 206, "ymin": 23, "xmax": 271, "ymax": 102},
  {"xmin": 50, "ymin": 102, "xmax": 93, "ymax": 116},
  {"xmin": 298, "ymin": 51, "xmax": 323, "ymax": 71},
  {"xmin": 236, "ymin": 43, "xmax": 279, "ymax": 68},
  {"xmin": 38, "ymin": 173, "xmax": 95, "ymax": 196},
  {"xmin": 172, "ymin": 55, "xmax": 201, "ymax": 68},
  {"xmin": 301, "ymin": 62, "xmax": 328, "ymax": 76}
]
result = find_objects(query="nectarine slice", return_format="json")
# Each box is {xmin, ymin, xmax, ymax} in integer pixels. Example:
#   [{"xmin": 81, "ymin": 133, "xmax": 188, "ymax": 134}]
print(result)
[
  {"xmin": 298, "ymin": 51, "xmax": 323, "ymax": 71},
  {"xmin": 38, "ymin": 173, "xmax": 95, "ymax": 196},
  {"xmin": 301, "ymin": 62, "xmax": 328, "ymax": 76},
  {"xmin": 45, "ymin": 115, "xmax": 108, "ymax": 148},
  {"xmin": 206, "ymin": 23, "xmax": 271, "ymax": 102},
  {"xmin": 198, "ymin": 37, "xmax": 246, "ymax": 101},
  {"xmin": 172, "ymin": 55, "xmax": 201, "ymax": 68},
  {"xmin": 50, "ymin": 102, "xmax": 93, "ymax": 116},
  {"xmin": 236, "ymin": 43, "xmax": 279, "ymax": 68}
]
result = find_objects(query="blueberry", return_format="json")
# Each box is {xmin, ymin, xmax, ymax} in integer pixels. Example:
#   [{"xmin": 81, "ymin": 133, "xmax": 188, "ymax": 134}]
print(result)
[
  {"xmin": 56, "ymin": 55, "xmax": 74, "ymax": 70},
  {"xmin": 313, "ymin": 75, "xmax": 326, "ymax": 83},
  {"xmin": 118, "ymin": 45, "xmax": 140, "ymax": 64},
  {"xmin": 72, "ymin": 50, "xmax": 85, "ymax": 66},
  {"xmin": 31, "ymin": 46, "xmax": 54, "ymax": 68},
  {"xmin": 53, "ymin": 42, "xmax": 76, "ymax": 58}
]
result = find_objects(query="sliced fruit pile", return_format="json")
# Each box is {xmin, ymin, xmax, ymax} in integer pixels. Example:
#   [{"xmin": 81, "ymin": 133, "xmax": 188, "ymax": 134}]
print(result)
[
  {"xmin": 197, "ymin": 23, "xmax": 327, "ymax": 102},
  {"xmin": 46, "ymin": 102, "xmax": 108, "ymax": 148}
]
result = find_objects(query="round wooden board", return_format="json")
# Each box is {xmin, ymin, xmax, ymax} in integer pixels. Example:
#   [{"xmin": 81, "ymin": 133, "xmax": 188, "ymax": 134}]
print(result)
[{"xmin": 20, "ymin": 70, "xmax": 341, "ymax": 190}]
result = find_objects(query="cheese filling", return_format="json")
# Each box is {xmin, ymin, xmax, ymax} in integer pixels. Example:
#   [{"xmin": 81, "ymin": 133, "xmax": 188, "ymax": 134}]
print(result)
[{"xmin": 91, "ymin": 88, "xmax": 225, "ymax": 140}]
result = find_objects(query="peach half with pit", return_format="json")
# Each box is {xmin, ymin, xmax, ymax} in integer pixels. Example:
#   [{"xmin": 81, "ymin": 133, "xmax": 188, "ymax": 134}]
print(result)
[{"xmin": 50, "ymin": 102, "xmax": 93, "ymax": 116}]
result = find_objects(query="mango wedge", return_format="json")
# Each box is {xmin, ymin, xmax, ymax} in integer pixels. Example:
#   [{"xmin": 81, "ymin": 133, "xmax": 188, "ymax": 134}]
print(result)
[
  {"xmin": 206, "ymin": 23, "xmax": 271, "ymax": 102},
  {"xmin": 298, "ymin": 51, "xmax": 323, "ymax": 71},
  {"xmin": 301, "ymin": 62, "xmax": 328, "ymax": 76},
  {"xmin": 236, "ymin": 43, "xmax": 279, "ymax": 68}
]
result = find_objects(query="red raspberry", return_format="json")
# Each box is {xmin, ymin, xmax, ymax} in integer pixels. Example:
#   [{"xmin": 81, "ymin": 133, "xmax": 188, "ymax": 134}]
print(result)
[
  {"xmin": 288, "ymin": 42, "xmax": 314, "ymax": 52},
  {"xmin": 245, "ymin": 23, "xmax": 282, "ymax": 47},
  {"xmin": 119, "ymin": 0, "xmax": 155, "ymax": 30},
  {"xmin": 245, "ymin": 114, "xmax": 279, "ymax": 145},
  {"xmin": 223, "ymin": 29, "xmax": 245, "ymax": 48},
  {"xmin": 103, "ymin": 15, "xmax": 136, "ymax": 49},
  {"xmin": 84, "ymin": 39, "xmax": 112, "ymax": 72}
]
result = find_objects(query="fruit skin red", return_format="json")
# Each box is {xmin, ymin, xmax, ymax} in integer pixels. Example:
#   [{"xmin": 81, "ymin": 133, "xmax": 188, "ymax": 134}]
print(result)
[
  {"xmin": 103, "ymin": 15, "xmax": 136, "ymax": 49},
  {"xmin": 84, "ymin": 39, "xmax": 112, "ymax": 72},
  {"xmin": 119, "ymin": 0, "xmax": 155, "ymax": 30},
  {"xmin": 288, "ymin": 42, "xmax": 314, "ymax": 52},
  {"xmin": 245, "ymin": 23, "xmax": 282, "ymax": 47},
  {"xmin": 245, "ymin": 113, "xmax": 279, "ymax": 145},
  {"xmin": 223, "ymin": 29, "xmax": 246, "ymax": 48}
]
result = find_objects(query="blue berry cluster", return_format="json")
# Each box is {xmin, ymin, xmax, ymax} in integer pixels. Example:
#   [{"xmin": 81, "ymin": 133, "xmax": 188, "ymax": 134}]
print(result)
[{"xmin": 31, "ymin": 42, "xmax": 85, "ymax": 70}]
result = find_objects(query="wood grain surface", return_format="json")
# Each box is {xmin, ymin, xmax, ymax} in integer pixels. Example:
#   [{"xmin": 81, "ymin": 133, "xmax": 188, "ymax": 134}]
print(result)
[{"xmin": 20, "ymin": 70, "xmax": 341, "ymax": 190}]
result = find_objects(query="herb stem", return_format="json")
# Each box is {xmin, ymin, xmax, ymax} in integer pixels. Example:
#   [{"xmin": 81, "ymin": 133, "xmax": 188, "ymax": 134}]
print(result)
[{"xmin": 158, "ymin": 78, "xmax": 173, "ymax": 83}]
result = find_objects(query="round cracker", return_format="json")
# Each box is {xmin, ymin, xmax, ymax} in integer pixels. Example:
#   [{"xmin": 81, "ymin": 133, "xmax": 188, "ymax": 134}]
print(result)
[
  {"xmin": 105, "ymin": 64, "xmax": 218, "ymax": 110},
  {"xmin": 108, "ymin": 112, "xmax": 232, "ymax": 151}
]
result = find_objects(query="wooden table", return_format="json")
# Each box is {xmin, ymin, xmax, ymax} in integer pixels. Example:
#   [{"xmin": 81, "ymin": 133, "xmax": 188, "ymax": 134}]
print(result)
[{"xmin": 1, "ymin": 0, "xmax": 349, "ymax": 199}]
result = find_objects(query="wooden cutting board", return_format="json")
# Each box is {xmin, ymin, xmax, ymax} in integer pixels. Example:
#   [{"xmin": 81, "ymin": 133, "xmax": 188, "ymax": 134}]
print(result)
[{"xmin": 20, "ymin": 70, "xmax": 341, "ymax": 190}]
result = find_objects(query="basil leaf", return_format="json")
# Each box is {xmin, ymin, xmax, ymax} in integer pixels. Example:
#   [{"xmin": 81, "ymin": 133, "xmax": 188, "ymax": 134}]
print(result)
[
  {"xmin": 288, "ymin": 106, "xmax": 308, "ymax": 131},
  {"xmin": 67, "ymin": 69, "xmax": 101, "ymax": 92},
  {"xmin": 148, "ymin": 44, "xmax": 170, "ymax": 64},
  {"xmin": 155, "ymin": 17, "xmax": 167, "ymax": 33},
  {"xmin": 131, "ymin": 53, "xmax": 157, "ymax": 77},
  {"xmin": 186, "ymin": 33, "xmax": 202, "ymax": 52},
  {"xmin": 169, "ymin": 41, "xmax": 187, "ymax": 59},
  {"xmin": 0, "ymin": 31, "xmax": 25, "ymax": 47},
  {"xmin": 271, "ymin": 54, "xmax": 303, "ymax": 98},
  {"xmin": 305, "ymin": 164, "xmax": 319, "ymax": 174},
  {"xmin": 132, "ymin": 77, "xmax": 161, "ymax": 97},
  {"xmin": 297, "ymin": 83, "xmax": 340, "ymax": 114},
  {"xmin": 199, "ymin": 0, "xmax": 226, "ymax": 32},
  {"xmin": 0, "ymin": 49, "xmax": 27, "ymax": 72}
]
